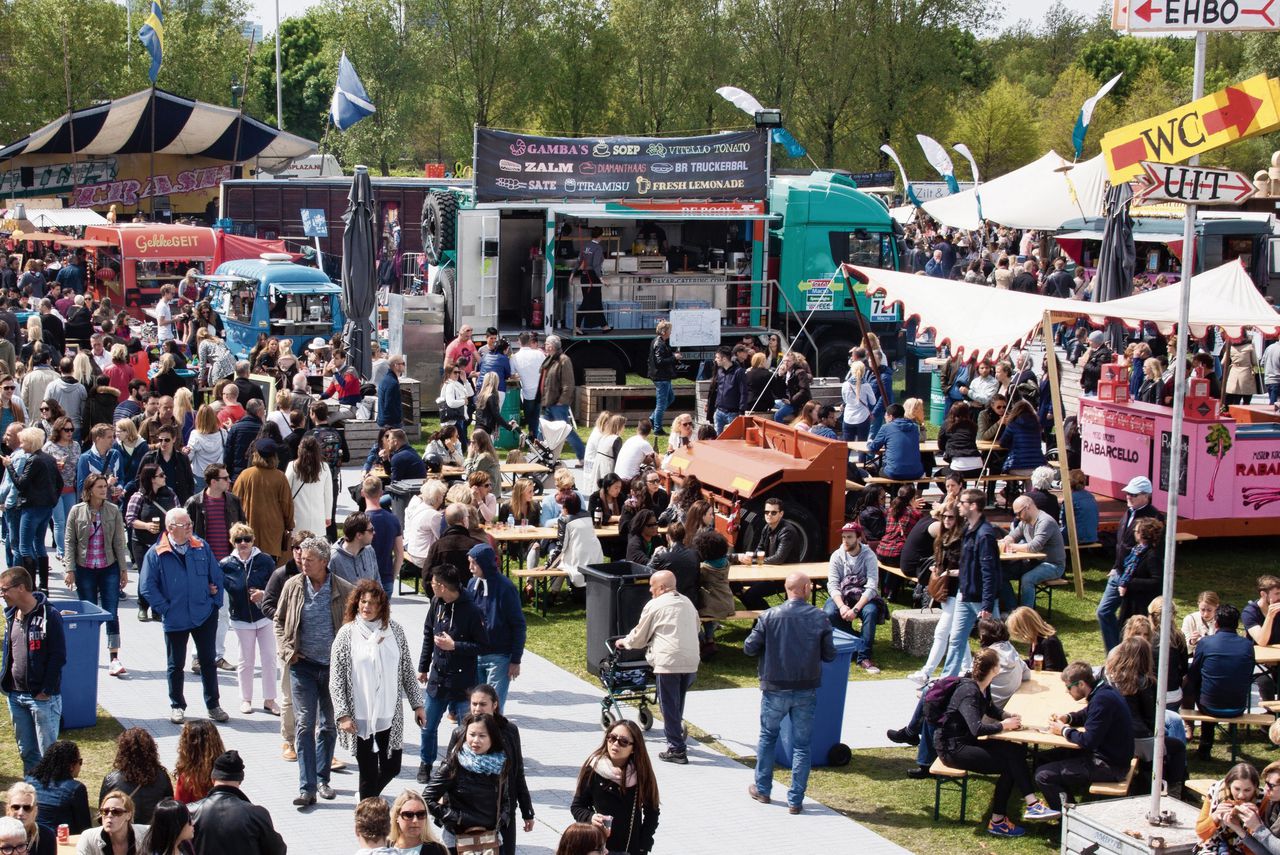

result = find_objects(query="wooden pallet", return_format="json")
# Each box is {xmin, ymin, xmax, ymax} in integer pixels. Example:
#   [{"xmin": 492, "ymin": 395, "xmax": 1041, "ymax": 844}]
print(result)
[
  {"xmin": 576, "ymin": 384, "xmax": 697, "ymax": 425},
  {"xmin": 343, "ymin": 416, "xmax": 422, "ymax": 461}
]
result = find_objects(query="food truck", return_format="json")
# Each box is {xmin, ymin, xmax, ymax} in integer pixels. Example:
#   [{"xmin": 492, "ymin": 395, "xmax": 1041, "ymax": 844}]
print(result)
[
  {"xmin": 81, "ymin": 223, "xmax": 292, "ymax": 313},
  {"xmin": 201, "ymin": 255, "xmax": 345, "ymax": 359}
]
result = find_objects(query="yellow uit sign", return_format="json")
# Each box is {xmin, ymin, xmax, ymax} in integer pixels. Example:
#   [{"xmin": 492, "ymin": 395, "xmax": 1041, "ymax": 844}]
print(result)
[{"xmin": 1101, "ymin": 73, "xmax": 1280, "ymax": 183}]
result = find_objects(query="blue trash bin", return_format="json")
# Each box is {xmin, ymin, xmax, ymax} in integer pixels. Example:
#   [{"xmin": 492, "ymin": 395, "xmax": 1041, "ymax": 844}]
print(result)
[
  {"xmin": 775, "ymin": 629, "xmax": 857, "ymax": 768},
  {"xmin": 56, "ymin": 600, "xmax": 111, "ymax": 730}
]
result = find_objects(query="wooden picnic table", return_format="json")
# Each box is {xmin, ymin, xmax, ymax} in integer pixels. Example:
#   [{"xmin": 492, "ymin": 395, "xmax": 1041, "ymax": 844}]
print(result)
[
  {"xmin": 986, "ymin": 669, "xmax": 1084, "ymax": 749},
  {"xmin": 1256, "ymin": 646, "xmax": 1280, "ymax": 666},
  {"xmin": 848, "ymin": 439, "xmax": 939, "ymax": 454},
  {"xmin": 727, "ymin": 561, "xmax": 828, "ymax": 584},
  {"xmin": 500, "ymin": 462, "xmax": 550, "ymax": 475},
  {"xmin": 1000, "ymin": 551, "xmax": 1047, "ymax": 562}
]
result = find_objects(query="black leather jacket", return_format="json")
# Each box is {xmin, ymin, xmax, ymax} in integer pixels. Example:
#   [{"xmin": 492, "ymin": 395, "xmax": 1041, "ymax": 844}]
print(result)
[
  {"xmin": 423, "ymin": 762, "xmax": 508, "ymax": 834},
  {"xmin": 98, "ymin": 767, "xmax": 173, "ymax": 824},
  {"xmin": 190, "ymin": 785, "xmax": 286, "ymax": 855}
]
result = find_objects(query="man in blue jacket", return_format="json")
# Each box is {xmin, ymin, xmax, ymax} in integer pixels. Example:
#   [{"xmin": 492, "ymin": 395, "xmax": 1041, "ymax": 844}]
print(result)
[
  {"xmin": 942, "ymin": 488, "xmax": 1001, "ymax": 676},
  {"xmin": 708, "ymin": 346, "xmax": 748, "ymax": 435},
  {"xmin": 139, "ymin": 507, "xmax": 228, "ymax": 724},
  {"xmin": 744, "ymin": 572, "xmax": 836, "ymax": 815},
  {"xmin": 416, "ymin": 563, "xmax": 488, "ymax": 784},
  {"xmin": 1186, "ymin": 603, "xmax": 1256, "ymax": 759},
  {"xmin": 865, "ymin": 404, "xmax": 924, "ymax": 480},
  {"xmin": 376, "ymin": 354, "xmax": 405, "ymax": 428},
  {"xmin": 1035, "ymin": 661, "xmax": 1135, "ymax": 815},
  {"xmin": 1, "ymin": 565, "xmax": 66, "ymax": 773},
  {"xmin": 467, "ymin": 543, "xmax": 526, "ymax": 709}
]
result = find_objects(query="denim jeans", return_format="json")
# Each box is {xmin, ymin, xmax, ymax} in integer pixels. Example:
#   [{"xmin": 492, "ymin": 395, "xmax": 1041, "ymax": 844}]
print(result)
[
  {"xmin": 476, "ymin": 654, "xmax": 512, "ymax": 709},
  {"xmin": 75, "ymin": 563, "xmax": 122, "ymax": 650},
  {"xmin": 754, "ymin": 688, "xmax": 817, "ymax": 808},
  {"xmin": 1097, "ymin": 574, "xmax": 1124, "ymax": 653},
  {"xmin": 773, "ymin": 403, "xmax": 796, "ymax": 424},
  {"xmin": 542, "ymin": 404, "xmax": 585, "ymax": 459},
  {"xmin": 51, "ymin": 491, "xmax": 75, "ymax": 556},
  {"xmin": 714, "ymin": 409, "xmax": 739, "ymax": 435},
  {"xmin": 520, "ymin": 398, "xmax": 541, "ymax": 439},
  {"xmin": 649, "ymin": 380, "xmax": 674, "ymax": 431},
  {"xmin": 1266, "ymin": 382, "xmax": 1279, "ymax": 406},
  {"xmin": 164, "ymin": 609, "xmax": 220, "ymax": 710},
  {"xmin": 420, "ymin": 693, "xmax": 469, "ymax": 767},
  {"xmin": 657, "ymin": 672, "xmax": 695, "ymax": 753},
  {"xmin": 942, "ymin": 595, "xmax": 996, "ymax": 677},
  {"xmin": 290, "ymin": 659, "xmax": 336, "ymax": 793},
  {"xmin": 842, "ymin": 420, "xmax": 871, "ymax": 443},
  {"xmin": 822, "ymin": 598, "xmax": 879, "ymax": 660},
  {"xmin": 1018, "ymin": 562, "xmax": 1064, "ymax": 608},
  {"xmin": 8, "ymin": 691, "xmax": 62, "ymax": 774},
  {"xmin": 17, "ymin": 505, "xmax": 53, "ymax": 559},
  {"xmin": 2, "ymin": 506, "xmax": 17, "ymax": 566},
  {"xmin": 919, "ymin": 595, "xmax": 970, "ymax": 678}
]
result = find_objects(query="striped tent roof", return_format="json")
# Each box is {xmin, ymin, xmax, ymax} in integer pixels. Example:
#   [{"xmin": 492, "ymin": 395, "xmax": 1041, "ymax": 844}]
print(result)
[{"xmin": 0, "ymin": 88, "xmax": 316, "ymax": 167}]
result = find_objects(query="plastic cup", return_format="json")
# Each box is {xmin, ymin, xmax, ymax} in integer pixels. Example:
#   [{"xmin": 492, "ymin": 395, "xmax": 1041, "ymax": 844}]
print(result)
[
  {"xmin": 1033, "ymin": 654, "xmax": 1044, "ymax": 672},
  {"xmin": 754, "ymin": 550, "xmax": 764, "ymax": 566},
  {"xmin": 602, "ymin": 815, "xmax": 613, "ymax": 835}
]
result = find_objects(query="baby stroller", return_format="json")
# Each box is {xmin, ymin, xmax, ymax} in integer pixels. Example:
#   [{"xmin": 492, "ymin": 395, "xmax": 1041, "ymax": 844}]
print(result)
[
  {"xmin": 504, "ymin": 417, "xmax": 571, "ymax": 491},
  {"xmin": 597, "ymin": 636, "xmax": 656, "ymax": 731}
]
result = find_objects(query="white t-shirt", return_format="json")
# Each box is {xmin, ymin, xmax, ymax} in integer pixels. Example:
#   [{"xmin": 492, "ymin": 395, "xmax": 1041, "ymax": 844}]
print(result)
[
  {"xmin": 511, "ymin": 346, "xmax": 545, "ymax": 401},
  {"xmin": 155, "ymin": 298, "xmax": 174, "ymax": 342},
  {"xmin": 615, "ymin": 434, "xmax": 654, "ymax": 480}
]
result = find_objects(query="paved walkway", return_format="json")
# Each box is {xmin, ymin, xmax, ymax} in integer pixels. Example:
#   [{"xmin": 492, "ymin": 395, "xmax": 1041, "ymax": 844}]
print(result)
[{"xmin": 47, "ymin": 468, "xmax": 912, "ymax": 854}]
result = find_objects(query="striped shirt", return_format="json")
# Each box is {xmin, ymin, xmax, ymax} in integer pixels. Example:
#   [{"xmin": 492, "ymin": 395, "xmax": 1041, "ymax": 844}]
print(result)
[{"xmin": 202, "ymin": 493, "xmax": 231, "ymax": 561}]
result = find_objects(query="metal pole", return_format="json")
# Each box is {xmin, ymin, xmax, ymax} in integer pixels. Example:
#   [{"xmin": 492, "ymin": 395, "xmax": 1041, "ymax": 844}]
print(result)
[
  {"xmin": 1148, "ymin": 28, "xmax": 1206, "ymax": 826},
  {"xmin": 274, "ymin": 0, "xmax": 283, "ymax": 129}
]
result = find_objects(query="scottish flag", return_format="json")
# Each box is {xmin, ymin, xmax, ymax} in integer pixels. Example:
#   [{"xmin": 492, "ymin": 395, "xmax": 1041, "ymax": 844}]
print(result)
[
  {"xmin": 330, "ymin": 52, "xmax": 376, "ymax": 131},
  {"xmin": 138, "ymin": 1, "xmax": 164, "ymax": 84}
]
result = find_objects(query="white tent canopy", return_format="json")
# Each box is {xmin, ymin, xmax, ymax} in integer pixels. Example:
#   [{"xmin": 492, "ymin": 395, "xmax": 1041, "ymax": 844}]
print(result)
[
  {"xmin": 920, "ymin": 151, "xmax": 1107, "ymax": 232},
  {"xmin": 846, "ymin": 258, "xmax": 1280, "ymax": 358}
]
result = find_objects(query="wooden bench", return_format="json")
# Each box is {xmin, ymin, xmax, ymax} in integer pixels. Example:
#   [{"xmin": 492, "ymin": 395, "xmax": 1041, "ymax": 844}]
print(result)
[
  {"xmin": 1260, "ymin": 700, "xmax": 1280, "ymax": 714},
  {"xmin": 1180, "ymin": 710, "xmax": 1274, "ymax": 762},
  {"xmin": 876, "ymin": 560, "xmax": 912, "ymax": 582},
  {"xmin": 701, "ymin": 609, "xmax": 762, "ymax": 624},
  {"xmin": 575, "ymin": 383, "xmax": 697, "ymax": 424},
  {"xmin": 1013, "ymin": 576, "xmax": 1070, "ymax": 620},
  {"xmin": 929, "ymin": 758, "xmax": 978, "ymax": 821},
  {"xmin": 512, "ymin": 568, "xmax": 568, "ymax": 617},
  {"xmin": 1183, "ymin": 778, "xmax": 1215, "ymax": 804},
  {"xmin": 1089, "ymin": 757, "xmax": 1139, "ymax": 797}
]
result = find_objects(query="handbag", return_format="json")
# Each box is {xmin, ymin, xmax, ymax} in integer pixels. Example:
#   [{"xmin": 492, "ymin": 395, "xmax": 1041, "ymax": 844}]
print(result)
[
  {"xmin": 926, "ymin": 570, "xmax": 950, "ymax": 604},
  {"xmin": 455, "ymin": 830, "xmax": 499, "ymax": 855}
]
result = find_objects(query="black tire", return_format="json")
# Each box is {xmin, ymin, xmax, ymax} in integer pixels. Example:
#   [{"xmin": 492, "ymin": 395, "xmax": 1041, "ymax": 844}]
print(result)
[
  {"xmin": 435, "ymin": 267, "xmax": 456, "ymax": 342},
  {"xmin": 601, "ymin": 707, "xmax": 618, "ymax": 730},
  {"xmin": 815, "ymin": 336, "xmax": 856, "ymax": 379},
  {"xmin": 420, "ymin": 191, "xmax": 457, "ymax": 266},
  {"xmin": 827, "ymin": 743, "xmax": 852, "ymax": 767},
  {"xmin": 737, "ymin": 491, "xmax": 825, "ymax": 562},
  {"xmin": 562, "ymin": 341, "xmax": 628, "ymax": 384},
  {"xmin": 638, "ymin": 705, "xmax": 654, "ymax": 731}
]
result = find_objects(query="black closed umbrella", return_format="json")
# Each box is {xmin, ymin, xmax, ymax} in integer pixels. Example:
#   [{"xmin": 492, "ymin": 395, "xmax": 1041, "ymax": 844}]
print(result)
[
  {"xmin": 1094, "ymin": 181, "xmax": 1136, "ymax": 350},
  {"xmin": 341, "ymin": 165, "xmax": 378, "ymax": 381}
]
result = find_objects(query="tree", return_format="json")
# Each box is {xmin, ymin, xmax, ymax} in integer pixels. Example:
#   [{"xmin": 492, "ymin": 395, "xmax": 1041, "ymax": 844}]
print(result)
[
  {"xmin": 1080, "ymin": 36, "xmax": 1174, "ymax": 100},
  {"xmin": 534, "ymin": 0, "xmax": 621, "ymax": 135},
  {"xmin": 148, "ymin": 0, "xmax": 254, "ymax": 106},
  {"xmin": 1037, "ymin": 64, "xmax": 1120, "ymax": 159},
  {"xmin": 948, "ymin": 77, "xmax": 1039, "ymax": 177},
  {"xmin": 244, "ymin": 10, "xmax": 334, "ymax": 140}
]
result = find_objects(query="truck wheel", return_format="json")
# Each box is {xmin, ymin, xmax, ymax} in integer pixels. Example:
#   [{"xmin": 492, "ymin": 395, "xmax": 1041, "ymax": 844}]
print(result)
[
  {"xmin": 562, "ymin": 341, "xmax": 628, "ymax": 384},
  {"xmin": 434, "ymin": 267, "xmax": 456, "ymax": 342},
  {"xmin": 815, "ymin": 336, "xmax": 856, "ymax": 378},
  {"xmin": 420, "ymin": 191, "xmax": 457, "ymax": 266}
]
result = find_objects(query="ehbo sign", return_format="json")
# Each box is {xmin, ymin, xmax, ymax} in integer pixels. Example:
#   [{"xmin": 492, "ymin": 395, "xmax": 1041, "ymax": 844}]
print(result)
[
  {"xmin": 1100, "ymin": 73, "xmax": 1280, "ymax": 182},
  {"xmin": 1133, "ymin": 161, "xmax": 1257, "ymax": 204},
  {"xmin": 1112, "ymin": 0, "xmax": 1280, "ymax": 31}
]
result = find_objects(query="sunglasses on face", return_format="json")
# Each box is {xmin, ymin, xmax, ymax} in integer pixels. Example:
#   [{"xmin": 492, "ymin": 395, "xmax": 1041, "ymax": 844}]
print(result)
[
  {"xmin": 398, "ymin": 810, "xmax": 427, "ymax": 820},
  {"xmin": 606, "ymin": 734, "xmax": 633, "ymax": 747},
  {"xmin": 99, "ymin": 807, "xmax": 129, "ymax": 817},
  {"xmin": 6, "ymin": 804, "xmax": 33, "ymax": 813},
  {"xmin": 234, "ymin": 536, "xmax": 254, "ymax": 544},
  {"xmin": 1, "ymin": 386, "xmax": 13, "ymax": 391}
]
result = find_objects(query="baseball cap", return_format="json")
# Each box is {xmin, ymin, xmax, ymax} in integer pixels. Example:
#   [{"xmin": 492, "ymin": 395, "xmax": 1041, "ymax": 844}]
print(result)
[{"xmin": 1122, "ymin": 476, "xmax": 1153, "ymax": 495}]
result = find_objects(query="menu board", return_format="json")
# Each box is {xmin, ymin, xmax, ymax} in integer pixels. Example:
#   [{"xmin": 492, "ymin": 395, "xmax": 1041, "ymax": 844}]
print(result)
[{"xmin": 474, "ymin": 128, "xmax": 768, "ymax": 203}]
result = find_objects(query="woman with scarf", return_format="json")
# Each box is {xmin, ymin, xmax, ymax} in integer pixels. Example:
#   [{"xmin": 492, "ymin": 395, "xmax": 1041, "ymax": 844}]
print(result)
[
  {"xmin": 570, "ymin": 719, "xmax": 660, "ymax": 855},
  {"xmin": 332, "ymin": 579, "xmax": 424, "ymax": 800},
  {"xmin": 423, "ymin": 713, "xmax": 509, "ymax": 852},
  {"xmin": 220, "ymin": 524, "xmax": 279, "ymax": 716}
]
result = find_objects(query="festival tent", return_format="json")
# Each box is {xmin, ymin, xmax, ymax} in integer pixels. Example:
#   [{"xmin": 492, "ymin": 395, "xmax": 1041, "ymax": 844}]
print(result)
[
  {"xmin": 0, "ymin": 88, "xmax": 316, "ymax": 167},
  {"xmin": 920, "ymin": 151, "xmax": 1107, "ymax": 231}
]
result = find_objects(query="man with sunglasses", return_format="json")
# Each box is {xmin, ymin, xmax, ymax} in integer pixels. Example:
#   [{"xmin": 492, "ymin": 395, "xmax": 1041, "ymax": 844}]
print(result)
[
  {"xmin": 1, "ymin": 566, "xmax": 66, "ymax": 774},
  {"xmin": 1034, "ymin": 661, "xmax": 1133, "ymax": 816},
  {"xmin": 733, "ymin": 497, "xmax": 799, "ymax": 611}
]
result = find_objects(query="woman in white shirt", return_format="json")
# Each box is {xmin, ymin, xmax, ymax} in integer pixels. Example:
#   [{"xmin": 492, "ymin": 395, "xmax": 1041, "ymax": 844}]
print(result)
[
  {"xmin": 268, "ymin": 391, "xmax": 295, "ymax": 441},
  {"xmin": 438, "ymin": 364, "xmax": 473, "ymax": 453},
  {"xmin": 582, "ymin": 410, "xmax": 613, "ymax": 476},
  {"xmin": 285, "ymin": 435, "xmax": 333, "ymax": 537},
  {"xmin": 404, "ymin": 480, "xmax": 448, "ymax": 588},
  {"xmin": 841, "ymin": 362, "xmax": 877, "ymax": 444},
  {"xmin": 184, "ymin": 406, "xmax": 226, "ymax": 493},
  {"xmin": 423, "ymin": 424, "xmax": 465, "ymax": 468},
  {"xmin": 588, "ymin": 413, "xmax": 626, "ymax": 492}
]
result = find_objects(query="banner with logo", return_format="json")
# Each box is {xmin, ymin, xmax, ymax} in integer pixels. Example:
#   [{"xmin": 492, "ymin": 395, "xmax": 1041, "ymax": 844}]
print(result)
[{"xmin": 473, "ymin": 128, "xmax": 768, "ymax": 203}]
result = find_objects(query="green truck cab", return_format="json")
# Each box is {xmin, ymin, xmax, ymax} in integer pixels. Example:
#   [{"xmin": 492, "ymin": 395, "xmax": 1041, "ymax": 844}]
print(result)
[{"xmin": 768, "ymin": 171, "xmax": 903, "ymax": 374}]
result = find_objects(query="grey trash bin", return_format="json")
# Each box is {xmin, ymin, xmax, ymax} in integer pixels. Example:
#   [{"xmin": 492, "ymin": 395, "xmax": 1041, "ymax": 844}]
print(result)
[{"xmin": 581, "ymin": 561, "xmax": 652, "ymax": 676}]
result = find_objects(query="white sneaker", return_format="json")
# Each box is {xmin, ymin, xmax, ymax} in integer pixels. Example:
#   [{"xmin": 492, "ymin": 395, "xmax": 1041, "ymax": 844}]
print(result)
[
  {"xmin": 240, "ymin": 701, "xmax": 254, "ymax": 714},
  {"xmin": 907, "ymin": 670, "xmax": 929, "ymax": 687},
  {"xmin": 108, "ymin": 658, "xmax": 127, "ymax": 677}
]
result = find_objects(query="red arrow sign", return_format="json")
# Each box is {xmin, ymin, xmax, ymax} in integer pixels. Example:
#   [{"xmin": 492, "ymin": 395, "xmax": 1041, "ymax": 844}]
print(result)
[
  {"xmin": 1133, "ymin": 162, "xmax": 1258, "ymax": 205},
  {"xmin": 1203, "ymin": 86, "xmax": 1265, "ymax": 136},
  {"xmin": 1242, "ymin": 0, "xmax": 1277, "ymax": 24},
  {"xmin": 1133, "ymin": 0, "xmax": 1164, "ymax": 21}
]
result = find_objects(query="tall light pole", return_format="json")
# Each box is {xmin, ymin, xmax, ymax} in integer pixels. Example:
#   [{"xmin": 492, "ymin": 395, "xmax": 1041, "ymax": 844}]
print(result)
[{"xmin": 274, "ymin": 0, "xmax": 283, "ymax": 129}]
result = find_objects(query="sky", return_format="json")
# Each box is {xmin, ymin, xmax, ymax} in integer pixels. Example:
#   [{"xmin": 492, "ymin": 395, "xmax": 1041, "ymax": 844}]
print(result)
[{"xmin": 249, "ymin": 0, "xmax": 1108, "ymax": 36}]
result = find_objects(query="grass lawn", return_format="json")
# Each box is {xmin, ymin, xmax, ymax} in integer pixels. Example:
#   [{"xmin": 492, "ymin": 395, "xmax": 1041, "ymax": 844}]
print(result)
[
  {"xmin": 523, "ymin": 535, "xmax": 1277, "ymax": 852},
  {"xmin": 0, "ymin": 702, "xmax": 123, "ymax": 815}
]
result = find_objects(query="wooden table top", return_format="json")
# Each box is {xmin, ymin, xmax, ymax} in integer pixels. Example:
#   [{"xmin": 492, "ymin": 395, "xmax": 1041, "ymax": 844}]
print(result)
[
  {"xmin": 727, "ymin": 561, "xmax": 827, "ymax": 583},
  {"xmin": 849, "ymin": 440, "xmax": 939, "ymax": 454},
  {"xmin": 1000, "ymin": 551, "xmax": 1047, "ymax": 562},
  {"xmin": 986, "ymin": 669, "xmax": 1084, "ymax": 749},
  {"xmin": 1256, "ymin": 645, "xmax": 1280, "ymax": 666},
  {"xmin": 500, "ymin": 462, "xmax": 550, "ymax": 475}
]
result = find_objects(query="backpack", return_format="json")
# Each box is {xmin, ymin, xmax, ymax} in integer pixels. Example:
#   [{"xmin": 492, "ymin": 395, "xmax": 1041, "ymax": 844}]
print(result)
[
  {"xmin": 312, "ymin": 426, "xmax": 344, "ymax": 470},
  {"xmin": 921, "ymin": 676, "xmax": 964, "ymax": 726}
]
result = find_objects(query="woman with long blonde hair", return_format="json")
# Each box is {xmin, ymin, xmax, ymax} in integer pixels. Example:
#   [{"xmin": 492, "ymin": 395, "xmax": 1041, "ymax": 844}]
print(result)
[
  {"xmin": 589, "ymin": 414, "xmax": 626, "ymax": 490},
  {"xmin": 19, "ymin": 315, "xmax": 43, "ymax": 367},
  {"xmin": 473, "ymin": 371, "xmax": 502, "ymax": 435},
  {"xmin": 583, "ymin": 409, "xmax": 613, "ymax": 475},
  {"xmin": 389, "ymin": 789, "xmax": 447, "ymax": 853},
  {"xmin": 500, "ymin": 478, "xmax": 537, "ymax": 526},
  {"xmin": 1005, "ymin": 606, "xmax": 1067, "ymax": 672},
  {"xmin": 173, "ymin": 387, "xmax": 195, "ymax": 444}
]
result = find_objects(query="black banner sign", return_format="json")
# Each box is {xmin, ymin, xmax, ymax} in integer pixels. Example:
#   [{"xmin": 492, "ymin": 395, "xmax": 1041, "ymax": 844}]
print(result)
[{"xmin": 473, "ymin": 128, "xmax": 768, "ymax": 203}]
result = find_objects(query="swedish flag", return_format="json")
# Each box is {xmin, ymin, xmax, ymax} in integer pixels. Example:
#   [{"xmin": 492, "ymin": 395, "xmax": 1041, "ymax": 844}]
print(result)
[{"xmin": 138, "ymin": 1, "xmax": 164, "ymax": 84}]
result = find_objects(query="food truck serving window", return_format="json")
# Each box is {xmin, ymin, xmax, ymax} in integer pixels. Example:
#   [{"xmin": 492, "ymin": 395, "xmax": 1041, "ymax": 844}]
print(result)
[
  {"xmin": 229, "ymin": 279, "xmax": 258, "ymax": 324},
  {"xmin": 269, "ymin": 284, "xmax": 334, "ymax": 323}
]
